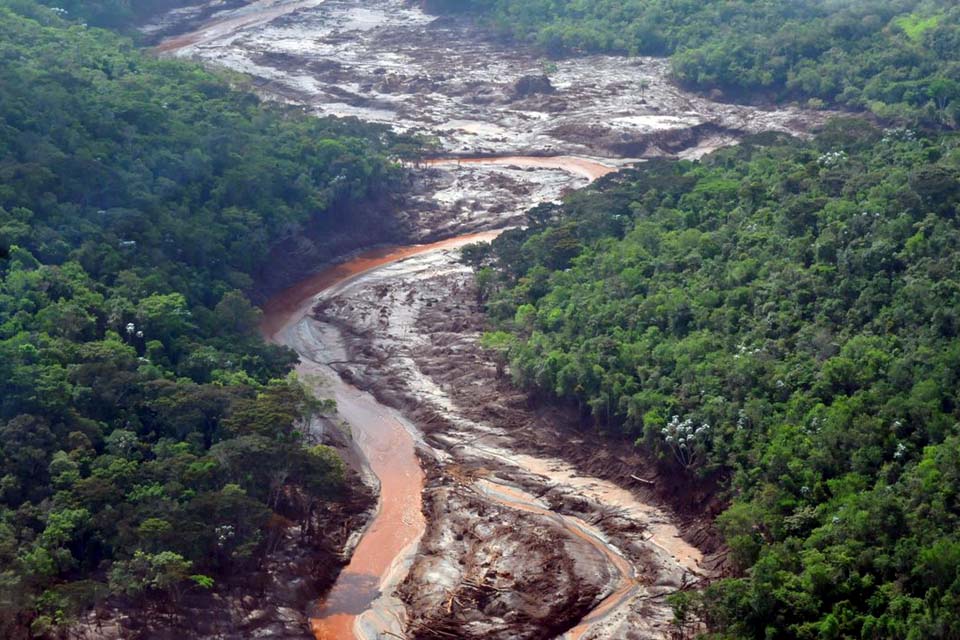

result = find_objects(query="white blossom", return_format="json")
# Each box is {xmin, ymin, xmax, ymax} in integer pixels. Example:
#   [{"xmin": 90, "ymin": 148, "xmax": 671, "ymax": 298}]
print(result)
[
  {"xmin": 817, "ymin": 150, "xmax": 847, "ymax": 168},
  {"xmin": 894, "ymin": 442, "xmax": 907, "ymax": 460}
]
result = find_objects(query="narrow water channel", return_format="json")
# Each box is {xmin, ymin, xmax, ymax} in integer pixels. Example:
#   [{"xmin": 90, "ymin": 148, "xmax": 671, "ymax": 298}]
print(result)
[
  {"xmin": 258, "ymin": 157, "xmax": 659, "ymax": 639},
  {"xmin": 261, "ymin": 230, "xmax": 644, "ymax": 639},
  {"xmin": 262, "ymin": 232, "xmax": 501, "ymax": 640}
]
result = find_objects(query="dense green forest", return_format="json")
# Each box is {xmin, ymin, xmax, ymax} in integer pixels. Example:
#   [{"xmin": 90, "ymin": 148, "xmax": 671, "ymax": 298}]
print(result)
[
  {"xmin": 426, "ymin": 0, "xmax": 960, "ymax": 125},
  {"xmin": 0, "ymin": 0, "xmax": 410, "ymax": 635},
  {"xmin": 474, "ymin": 122, "xmax": 960, "ymax": 638},
  {"xmin": 36, "ymin": 0, "xmax": 205, "ymax": 30}
]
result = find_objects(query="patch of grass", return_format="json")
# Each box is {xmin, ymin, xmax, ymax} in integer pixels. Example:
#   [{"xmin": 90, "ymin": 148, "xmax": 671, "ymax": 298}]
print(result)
[{"xmin": 894, "ymin": 12, "xmax": 942, "ymax": 42}]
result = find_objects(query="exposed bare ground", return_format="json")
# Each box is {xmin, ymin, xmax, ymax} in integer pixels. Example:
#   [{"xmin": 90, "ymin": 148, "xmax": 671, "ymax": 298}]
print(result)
[
  {"xmin": 151, "ymin": 0, "xmax": 836, "ymax": 237},
  {"xmin": 135, "ymin": 0, "xmax": 840, "ymax": 636},
  {"xmin": 310, "ymin": 249, "xmax": 722, "ymax": 639}
]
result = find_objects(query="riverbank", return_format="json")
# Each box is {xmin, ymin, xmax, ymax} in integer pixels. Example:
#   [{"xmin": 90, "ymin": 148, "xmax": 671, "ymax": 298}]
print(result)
[
  {"xmin": 142, "ymin": 0, "xmax": 838, "ymax": 636},
  {"xmin": 72, "ymin": 456, "xmax": 375, "ymax": 639},
  {"xmin": 306, "ymin": 245, "xmax": 718, "ymax": 639}
]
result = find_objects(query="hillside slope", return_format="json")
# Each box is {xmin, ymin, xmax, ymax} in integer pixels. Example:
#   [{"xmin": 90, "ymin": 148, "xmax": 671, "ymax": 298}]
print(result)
[
  {"xmin": 478, "ymin": 122, "xmax": 960, "ymax": 638},
  {"xmin": 0, "ymin": 1, "xmax": 410, "ymax": 636}
]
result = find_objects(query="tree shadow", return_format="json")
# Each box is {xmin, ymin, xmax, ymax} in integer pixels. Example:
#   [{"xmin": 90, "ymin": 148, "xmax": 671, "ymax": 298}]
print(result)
[{"xmin": 308, "ymin": 573, "xmax": 382, "ymax": 617}]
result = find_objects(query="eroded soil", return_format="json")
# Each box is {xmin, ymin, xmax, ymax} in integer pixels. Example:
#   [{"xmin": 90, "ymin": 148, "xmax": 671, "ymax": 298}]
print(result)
[
  {"xmin": 139, "ymin": 0, "xmax": 835, "ymax": 636},
  {"xmin": 152, "ymin": 0, "xmax": 832, "ymax": 159},
  {"xmin": 308, "ymin": 249, "xmax": 718, "ymax": 639},
  {"xmin": 151, "ymin": 0, "xmax": 835, "ymax": 236}
]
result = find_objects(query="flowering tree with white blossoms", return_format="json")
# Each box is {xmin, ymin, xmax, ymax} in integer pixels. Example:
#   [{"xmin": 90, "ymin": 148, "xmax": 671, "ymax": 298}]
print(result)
[{"xmin": 660, "ymin": 415, "xmax": 711, "ymax": 469}]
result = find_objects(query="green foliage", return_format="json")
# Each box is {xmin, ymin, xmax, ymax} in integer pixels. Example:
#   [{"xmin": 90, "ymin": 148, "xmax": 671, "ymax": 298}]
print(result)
[
  {"xmin": 481, "ymin": 122, "xmax": 960, "ymax": 637},
  {"xmin": 0, "ymin": 0, "xmax": 407, "ymax": 634},
  {"xmin": 895, "ymin": 12, "xmax": 943, "ymax": 42},
  {"xmin": 37, "ymin": 0, "xmax": 225, "ymax": 31},
  {"xmin": 430, "ymin": 0, "xmax": 960, "ymax": 125}
]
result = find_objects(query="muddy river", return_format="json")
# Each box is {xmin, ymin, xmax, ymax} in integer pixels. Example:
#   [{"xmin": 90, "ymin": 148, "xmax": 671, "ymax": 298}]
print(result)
[
  {"xmin": 260, "ymin": 214, "xmax": 704, "ymax": 639},
  {"xmin": 263, "ymin": 233, "xmax": 499, "ymax": 639},
  {"xmin": 153, "ymin": 0, "xmax": 830, "ymax": 637}
]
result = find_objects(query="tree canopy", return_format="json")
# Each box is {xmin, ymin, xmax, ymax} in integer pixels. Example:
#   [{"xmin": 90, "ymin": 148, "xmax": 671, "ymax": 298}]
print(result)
[
  {"xmin": 0, "ymin": 0, "xmax": 410, "ymax": 635},
  {"xmin": 427, "ymin": 0, "xmax": 960, "ymax": 126},
  {"xmin": 478, "ymin": 122, "xmax": 960, "ymax": 638}
]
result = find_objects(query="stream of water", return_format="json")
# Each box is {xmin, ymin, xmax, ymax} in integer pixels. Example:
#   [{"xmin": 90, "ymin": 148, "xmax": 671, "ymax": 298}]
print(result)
[
  {"xmin": 262, "ymin": 232, "xmax": 502, "ymax": 639},
  {"xmin": 152, "ymin": 0, "xmax": 749, "ymax": 634},
  {"xmin": 261, "ymin": 151, "xmax": 652, "ymax": 638}
]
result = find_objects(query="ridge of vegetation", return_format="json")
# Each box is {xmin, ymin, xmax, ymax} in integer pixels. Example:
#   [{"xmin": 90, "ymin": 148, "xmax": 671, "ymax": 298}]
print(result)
[
  {"xmin": 36, "ymin": 0, "xmax": 207, "ymax": 30},
  {"xmin": 425, "ymin": 0, "xmax": 960, "ymax": 126},
  {"xmin": 0, "ymin": 0, "xmax": 414, "ymax": 636},
  {"xmin": 472, "ymin": 121, "xmax": 960, "ymax": 639}
]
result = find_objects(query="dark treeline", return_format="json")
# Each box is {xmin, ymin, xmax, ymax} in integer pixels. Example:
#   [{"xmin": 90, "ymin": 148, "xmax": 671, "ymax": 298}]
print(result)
[
  {"xmin": 472, "ymin": 122, "xmax": 960, "ymax": 638},
  {"xmin": 426, "ymin": 0, "xmax": 960, "ymax": 126},
  {"xmin": 0, "ymin": 0, "xmax": 414, "ymax": 635},
  {"xmin": 36, "ymin": 0, "xmax": 207, "ymax": 30}
]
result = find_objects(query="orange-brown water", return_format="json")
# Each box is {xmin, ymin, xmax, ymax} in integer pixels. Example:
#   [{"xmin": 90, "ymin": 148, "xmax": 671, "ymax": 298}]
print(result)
[
  {"xmin": 422, "ymin": 155, "xmax": 616, "ymax": 181},
  {"xmin": 261, "ymin": 232, "xmax": 501, "ymax": 640},
  {"xmin": 261, "ymin": 231, "xmax": 501, "ymax": 339},
  {"xmin": 154, "ymin": 0, "xmax": 326, "ymax": 53},
  {"xmin": 303, "ymin": 376, "xmax": 422, "ymax": 640}
]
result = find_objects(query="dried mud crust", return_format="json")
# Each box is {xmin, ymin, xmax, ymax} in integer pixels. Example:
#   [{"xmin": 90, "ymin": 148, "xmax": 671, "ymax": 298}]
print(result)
[
  {"xmin": 399, "ymin": 473, "xmax": 615, "ymax": 640},
  {"xmin": 152, "ymin": 0, "xmax": 835, "ymax": 159},
  {"xmin": 311, "ymin": 252, "xmax": 722, "ymax": 638}
]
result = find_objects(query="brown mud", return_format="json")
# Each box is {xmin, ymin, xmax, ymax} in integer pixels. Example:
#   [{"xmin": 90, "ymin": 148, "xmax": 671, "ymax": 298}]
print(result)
[
  {"xmin": 411, "ymin": 279, "xmax": 729, "ymax": 556},
  {"xmin": 262, "ymin": 233, "xmax": 504, "ymax": 639},
  {"xmin": 309, "ymin": 248, "xmax": 714, "ymax": 639},
  {"xmin": 138, "ymin": 0, "xmax": 839, "ymax": 636}
]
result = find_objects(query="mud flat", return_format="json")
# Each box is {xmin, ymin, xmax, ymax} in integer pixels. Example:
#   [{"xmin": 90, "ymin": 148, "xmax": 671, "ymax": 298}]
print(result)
[
  {"xmin": 309, "ymin": 245, "xmax": 715, "ymax": 639},
  {"xmin": 152, "ymin": 0, "xmax": 832, "ymax": 160},
  {"xmin": 150, "ymin": 0, "xmax": 835, "ymax": 234},
  {"xmin": 146, "ymin": 0, "xmax": 834, "ymax": 636}
]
